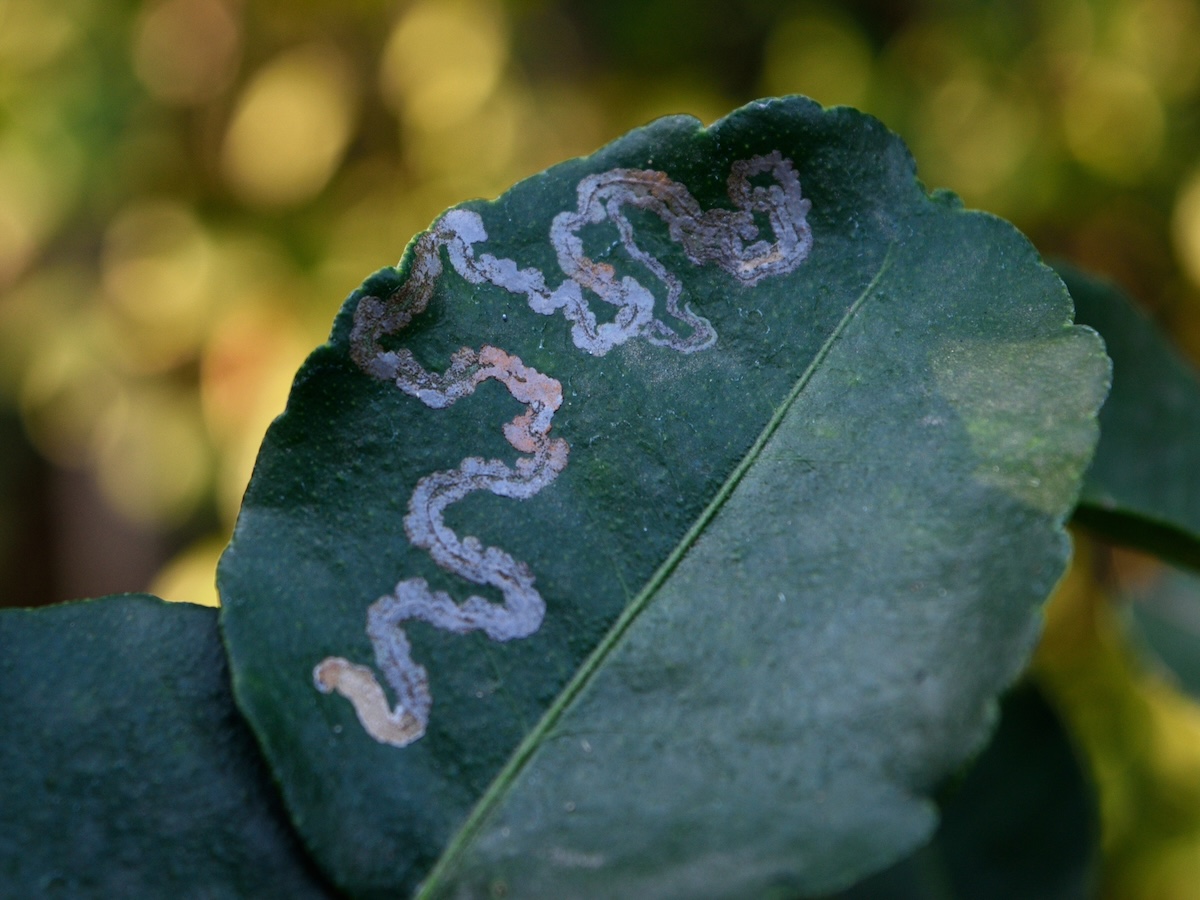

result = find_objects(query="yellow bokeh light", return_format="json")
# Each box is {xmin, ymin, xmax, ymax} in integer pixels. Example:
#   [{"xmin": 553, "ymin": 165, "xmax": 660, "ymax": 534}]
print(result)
[
  {"xmin": 18, "ymin": 329, "xmax": 122, "ymax": 467},
  {"xmin": 379, "ymin": 0, "xmax": 507, "ymax": 132},
  {"xmin": 200, "ymin": 303, "xmax": 311, "ymax": 524},
  {"xmin": 1114, "ymin": 0, "xmax": 1200, "ymax": 99},
  {"xmin": 0, "ymin": 0, "xmax": 78, "ymax": 72},
  {"xmin": 761, "ymin": 11, "xmax": 874, "ymax": 110},
  {"xmin": 518, "ymin": 84, "xmax": 606, "ymax": 174},
  {"xmin": 619, "ymin": 77, "xmax": 729, "ymax": 134},
  {"xmin": 0, "ymin": 265, "xmax": 86, "ymax": 398},
  {"xmin": 0, "ymin": 132, "xmax": 80, "ymax": 287},
  {"xmin": 221, "ymin": 44, "xmax": 357, "ymax": 208},
  {"xmin": 1062, "ymin": 59, "xmax": 1164, "ymax": 181},
  {"xmin": 915, "ymin": 74, "xmax": 1037, "ymax": 203},
  {"xmin": 1039, "ymin": 0, "xmax": 1096, "ymax": 62},
  {"xmin": 879, "ymin": 21, "xmax": 973, "ymax": 88},
  {"xmin": 133, "ymin": 0, "xmax": 241, "ymax": 105},
  {"xmin": 1172, "ymin": 171, "xmax": 1200, "ymax": 289},
  {"xmin": 150, "ymin": 536, "xmax": 226, "ymax": 606},
  {"xmin": 402, "ymin": 80, "xmax": 521, "ymax": 186},
  {"xmin": 93, "ymin": 385, "xmax": 212, "ymax": 525},
  {"xmin": 319, "ymin": 167, "xmax": 416, "ymax": 299},
  {"xmin": 0, "ymin": 205, "xmax": 36, "ymax": 290},
  {"xmin": 101, "ymin": 201, "xmax": 214, "ymax": 372}
]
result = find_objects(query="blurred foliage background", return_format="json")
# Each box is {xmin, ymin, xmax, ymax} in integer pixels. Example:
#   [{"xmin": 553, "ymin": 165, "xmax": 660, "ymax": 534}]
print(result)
[{"xmin": 4, "ymin": 0, "xmax": 1200, "ymax": 895}]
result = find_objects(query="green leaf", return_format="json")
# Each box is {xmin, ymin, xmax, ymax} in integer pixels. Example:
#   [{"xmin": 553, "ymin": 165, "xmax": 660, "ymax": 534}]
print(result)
[
  {"xmin": 0, "ymin": 594, "xmax": 334, "ymax": 898},
  {"xmin": 1123, "ymin": 565, "xmax": 1200, "ymax": 700},
  {"xmin": 829, "ymin": 683, "xmax": 1098, "ymax": 900},
  {"xmin": 1061, "ymin": 263, "xmax": 1200, "ymax": 569},
  {"xmin": 218, "ymin": 96, "xmax": 1108, "ymax": 897}
]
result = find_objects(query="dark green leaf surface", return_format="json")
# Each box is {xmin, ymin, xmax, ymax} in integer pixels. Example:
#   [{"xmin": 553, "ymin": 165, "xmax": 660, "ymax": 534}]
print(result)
[
  {"xmin": 1062, "ymin": 264, "xmax": 1200, "ymax": 569},
  {"xmin": 219, "ymin": 97, "xmax": 1108, "ymax": 897},
  {"xmin": 0, "ymin": 594, "xmax": 334, "ymax": 899},
  {"xmin": 830, "ymin": 683, "xmax": 1098, "ymax": 900}
]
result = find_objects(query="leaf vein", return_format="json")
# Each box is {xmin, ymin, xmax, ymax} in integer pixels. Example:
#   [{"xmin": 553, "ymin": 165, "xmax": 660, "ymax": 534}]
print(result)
[{"xmin": 418, "ymin": 244, "xmax": 896, "ymax": 895}]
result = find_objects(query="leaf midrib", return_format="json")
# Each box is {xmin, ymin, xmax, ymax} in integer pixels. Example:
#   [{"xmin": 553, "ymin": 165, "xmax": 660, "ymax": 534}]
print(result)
[{"xmin": 418, "ymin": 246, "xmax": 896, "ymax": 896}]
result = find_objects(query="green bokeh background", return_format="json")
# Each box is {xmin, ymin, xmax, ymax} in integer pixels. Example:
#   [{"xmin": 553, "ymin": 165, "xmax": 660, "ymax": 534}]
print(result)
[{"xmin": 4, "ymin": 1, "xmax": 1200, "ymax": 895}]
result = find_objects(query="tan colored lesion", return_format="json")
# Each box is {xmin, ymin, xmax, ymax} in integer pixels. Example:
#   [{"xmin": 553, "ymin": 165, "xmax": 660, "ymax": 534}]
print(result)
[{"xmin": 313, "ymin": 657, "xmax": 424, "ymax": 748}]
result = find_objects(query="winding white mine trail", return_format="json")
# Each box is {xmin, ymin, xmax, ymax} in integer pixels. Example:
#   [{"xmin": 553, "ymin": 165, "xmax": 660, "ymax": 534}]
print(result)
[{"xmin": 315, "ymin": 153, "xmax": 813, "ymax": 747}]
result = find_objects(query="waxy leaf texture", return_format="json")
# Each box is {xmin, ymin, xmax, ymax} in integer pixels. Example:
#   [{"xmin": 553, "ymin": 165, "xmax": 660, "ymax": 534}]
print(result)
[{"xmin": 219, "ymin": 97, "xmax": 1109, "ymax": 898}]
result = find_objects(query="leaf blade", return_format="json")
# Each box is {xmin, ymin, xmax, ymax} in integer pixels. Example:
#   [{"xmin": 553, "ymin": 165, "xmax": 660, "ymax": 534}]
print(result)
[
  {"xmin": 831, "ymin": 683, "xmax": 1098, "ymax": 900},
  {"xmin": 218, "ymin": 97, "xmax": 1108, "ymax": 896},
  {"xmin": 420, "ymin": 184, "xmax": 1107, "ymax": 898},
  {"xmin": 0, "ymin": 594, "xmax": 334, "ymax": 898}
]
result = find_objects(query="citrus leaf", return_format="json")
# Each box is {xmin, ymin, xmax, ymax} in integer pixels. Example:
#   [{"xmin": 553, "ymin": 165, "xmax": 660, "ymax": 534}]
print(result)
[
  {"xmin": 0, "ymin": 594, "xmax": 334, "ymax": 898},
  {"xmin": 1061, "ymin": 264, "xmax": 1200, "ymax": 569},
  {"xmin": 830, "ymin": 683, "xmax": 1098, "ymax": 900},
  {"xmin": 218, "ymin": 96, "xmax": 1108, "ymax": 897}
]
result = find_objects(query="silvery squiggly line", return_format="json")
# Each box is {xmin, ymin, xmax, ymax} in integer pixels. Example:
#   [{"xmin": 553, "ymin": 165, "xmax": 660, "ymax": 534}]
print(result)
[
  {"xmin": 545, "ymin": 150, "xmax": 812, "ymax": 353},
  {"xmin": 314, "ymin": 346, "xmax": 567, "ymax": 747},
  {"xmin": 314, "ymin": 153, "xmax": 812, "ymax": 747},
  {"xmin": 350, "ymin": 150, "xmax": 812, "ymax": 366}
]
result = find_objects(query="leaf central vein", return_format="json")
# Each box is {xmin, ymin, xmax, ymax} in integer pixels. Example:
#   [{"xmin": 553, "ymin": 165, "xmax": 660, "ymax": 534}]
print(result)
[{"xmin": 418, "ymin": 243, "xmax": 896, "ymax": 894}]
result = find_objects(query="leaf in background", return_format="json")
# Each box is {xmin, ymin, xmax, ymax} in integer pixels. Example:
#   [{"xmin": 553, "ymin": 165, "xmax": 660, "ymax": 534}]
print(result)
[
  {"xmin": 0, "ymin": 594, "xmax": 334, "ymax": 898},
  {"xmin": 1034, "ymin": 536, "xmax": 1200, "ymax": 900},
  {"xmin": 829, "ymin": 683, "xmax": 1098, "ymax": 900},
  {"xmin": 218, "ymin": 96, "xmax": 1108, "ymax": 897},
  {"xmin": 1060, "ymin": 263, "xmax": 1200, "ymax": 569},
  {"xmin": 1122, "ymin": 564, "xmax": 1200, "ymax": 700}
]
